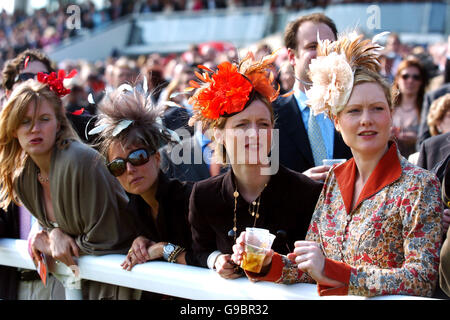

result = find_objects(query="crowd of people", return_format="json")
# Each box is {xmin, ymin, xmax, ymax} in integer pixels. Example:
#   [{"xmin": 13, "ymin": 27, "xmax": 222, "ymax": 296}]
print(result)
[
  {"xmin": 0, "ymin": 0, "xmax": 335, "ymax": 67},
  {"xmin": 0, "ymin": 5, "xmax": 449, "ymax": 301}
]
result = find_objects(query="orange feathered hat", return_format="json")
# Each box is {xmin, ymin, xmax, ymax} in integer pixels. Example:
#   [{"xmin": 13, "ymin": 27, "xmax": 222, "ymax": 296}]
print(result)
[{"xmin": 188, "ymin": 52, "xmax": 279, "ymax": 124}]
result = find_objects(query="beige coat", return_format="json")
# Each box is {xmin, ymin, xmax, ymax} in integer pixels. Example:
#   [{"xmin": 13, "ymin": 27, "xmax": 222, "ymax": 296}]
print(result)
[{"xmin": 14, "ymin": 140, "xmax": 137, "ymax": 255}]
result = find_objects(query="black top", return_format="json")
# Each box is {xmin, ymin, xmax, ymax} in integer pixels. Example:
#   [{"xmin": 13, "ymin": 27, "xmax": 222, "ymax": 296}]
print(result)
[
  {"xmin": 189, "ymin": 164, "xmax": 323, "ymax": 268},
  {"xmin": 417, "ymin": 132, "xmax": 450, "ymax": 174},
  {"xmin": 126, "ymin": 170, "xmax": 198, "ymax": 266},
  {"xmin": 0, "ymin": 203, "xmax": 20, "ymax": 300}
]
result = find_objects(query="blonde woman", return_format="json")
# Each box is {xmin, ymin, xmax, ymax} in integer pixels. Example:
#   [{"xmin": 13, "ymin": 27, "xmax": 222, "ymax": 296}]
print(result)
[
  {"xmin": 0, "ymin": 76, "xmax": 138, "ymax": 299},
  {"xmin": 427, "ymin": 93, "xmax": 450, "ymax": 137},
  {"xmin": 232, "ymin": 34, "xmax": 443, "ymax": 297}
]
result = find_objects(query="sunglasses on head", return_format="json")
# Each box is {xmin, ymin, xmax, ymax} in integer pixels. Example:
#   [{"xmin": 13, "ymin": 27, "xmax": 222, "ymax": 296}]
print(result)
[
  {"xmin": 14, "ymin": 72, "xmax": 49, "ymax": 83},
  {"xmin": 107, "ymin": 148, "xmax": 155, "ymax": 177},
  {"xmin": 401, "ymin": 73, "xmax": 421, "ymax": 81},
  {"xmin": 14, "ymin": 72, "xmax": 37, "ymax": 83}
]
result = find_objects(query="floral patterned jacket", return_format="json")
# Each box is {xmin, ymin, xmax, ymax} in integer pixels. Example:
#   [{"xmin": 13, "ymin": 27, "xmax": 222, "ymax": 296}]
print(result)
[{"xmin": 252, "ymin": 143, "xmax": 443, "ymax": 297}]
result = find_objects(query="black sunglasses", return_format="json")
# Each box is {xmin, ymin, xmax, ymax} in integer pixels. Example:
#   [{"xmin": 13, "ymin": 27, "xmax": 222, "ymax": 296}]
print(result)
[
  {"xmin": 14, "ymin": 72, "xmax": 49, "ymax": 83},
  {"xmin": 401, "ymin": 73, "xmax": 421, "ymax": 81},
  {"xmin": 107, "ymin": 148, "xmax": 155, "ymax": 177}
]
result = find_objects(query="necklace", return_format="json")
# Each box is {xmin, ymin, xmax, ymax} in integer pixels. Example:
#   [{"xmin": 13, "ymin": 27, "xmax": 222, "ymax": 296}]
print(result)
[
  {"xmin": 37, "ymin": 172, "xmax": 49, "ymax": 184},
  {"xmin": 229, "ymin": 182, "xmax": 268, "ymax": 242}
]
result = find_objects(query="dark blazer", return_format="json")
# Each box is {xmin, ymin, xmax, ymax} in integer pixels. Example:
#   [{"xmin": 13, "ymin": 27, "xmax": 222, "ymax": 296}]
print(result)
[
  {"xmin": 417, "ymin": 132, "xmax": 450, "ymax": 174},
  {"xmin": 160, "ymin": 135, "xmax": 228, "ymax": 182},
  {"xmin": 126, "ymin": 170, "xmax": 198, "ymax": 266},
  {"xmin": 417, "ymin": 83, "xmax": 450, "ymax": 149},
  {"xmin": 273, "ymin": 95, "xmax": 352, "ymax": 173},
  {"xmin": 0, "ymin": 204, "xmax": 20, "ymax": 300},
  {"xmin": 65, "ymin": 111, "xmax": 96, "ymax": 143},
  {"xmin": 162, "ymin": 106, "xmax": 194, "ymax": 135},
  {"xmin": 189, "ymin": 165, "xmax": 323, "ymax": 268}
]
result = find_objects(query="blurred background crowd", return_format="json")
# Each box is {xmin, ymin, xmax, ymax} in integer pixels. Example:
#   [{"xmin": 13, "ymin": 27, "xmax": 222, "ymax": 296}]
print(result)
[{"xmin": 0, "ymin": 0, "xmax": 450, "ymax": 158}]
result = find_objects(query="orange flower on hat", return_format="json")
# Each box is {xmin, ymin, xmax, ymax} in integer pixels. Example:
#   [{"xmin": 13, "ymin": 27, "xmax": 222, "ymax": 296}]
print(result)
[{"xmin": 189, "ymin": 62, "xmax": 253, "ymax": 120}]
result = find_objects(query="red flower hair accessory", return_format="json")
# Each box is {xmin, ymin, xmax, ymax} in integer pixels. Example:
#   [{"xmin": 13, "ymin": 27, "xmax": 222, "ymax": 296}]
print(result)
[
  {"xmin": 188, "ymin": 52, "xmax": 279, "ymax": 122},
  {"xmin": 188, "ymin": 62, "xmax": 253, "ymax": 120},
  {"xmin": 37, "ymin": 69, "xmax": 77, "ymax": 97}
]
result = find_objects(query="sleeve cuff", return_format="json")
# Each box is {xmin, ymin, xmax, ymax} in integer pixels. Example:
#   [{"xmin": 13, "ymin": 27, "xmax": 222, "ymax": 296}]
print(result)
[
  {"xmin": 245, "ymin": 253, "xmax": 300, "ymax": 282},
  {"xmin": 207, "ymin": 250, "xmax": 222, "ymax": 270},
  {"xmin": 317, "ymin": 258, "xmax": 352, "ymax": 296}
]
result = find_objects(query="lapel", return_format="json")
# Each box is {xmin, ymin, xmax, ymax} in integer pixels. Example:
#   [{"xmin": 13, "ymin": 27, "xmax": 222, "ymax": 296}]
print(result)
[
  {"xmin": 334, "ymin": 142, "xmax": 402, "ymax": 215},
  {"xmin": 276, "ymin": 95, "xmax": 314, "ymax": 166}
]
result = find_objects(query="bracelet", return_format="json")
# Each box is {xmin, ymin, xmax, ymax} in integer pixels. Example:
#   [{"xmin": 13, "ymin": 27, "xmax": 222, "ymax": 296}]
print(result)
[{"xmin": 168, "ymin": 246, "xmax": 185, "ymax": 263}]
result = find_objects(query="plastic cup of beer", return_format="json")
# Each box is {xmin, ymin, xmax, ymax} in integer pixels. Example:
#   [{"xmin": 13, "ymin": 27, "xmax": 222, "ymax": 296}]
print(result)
[
  {"xmin": 322, "ymin": 159, "xmax": 346, "ymax": 167},
  {"xmin": 241, "ymin": 227, "xmax": 276, "ymax": 273}
]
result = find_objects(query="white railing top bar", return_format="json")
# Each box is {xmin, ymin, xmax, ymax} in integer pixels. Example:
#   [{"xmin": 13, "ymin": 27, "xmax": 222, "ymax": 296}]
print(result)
[{"xmin": 0, "ymin": 238, "xmax": 436, "ymax": 300}]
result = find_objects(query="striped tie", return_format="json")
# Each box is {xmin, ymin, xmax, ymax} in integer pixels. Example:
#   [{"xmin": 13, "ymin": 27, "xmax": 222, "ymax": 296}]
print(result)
[{"xmin": 307, "ymin": 110, "xmax": 327, "ymax": 166}]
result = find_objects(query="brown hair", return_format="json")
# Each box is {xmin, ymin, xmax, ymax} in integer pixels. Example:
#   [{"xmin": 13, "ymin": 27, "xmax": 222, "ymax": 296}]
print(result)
[
  {"xmin": 212, "ymin": 92, "xmax": 274, "ymax": 164},
  {"xmin": 1, "ymin": 49, "xmax": 56, "ymax": 91},
  {"xmin": 94, "ymin": 85, "xmax": 173, "ymax": 162},
  {"xmin": 427, "ymin": 93, "xmax": 450, "ymax": 136},
  {"xmin": 392, "ymin": 57, "xmax": 428, "ymax": 114},
  {"xmin": 0, "ymin": 80, "xmax": 78, "ymax": 209},
  {"xmin": 284, "ymin": 13, "xmax": 337, "ymax": 55}
]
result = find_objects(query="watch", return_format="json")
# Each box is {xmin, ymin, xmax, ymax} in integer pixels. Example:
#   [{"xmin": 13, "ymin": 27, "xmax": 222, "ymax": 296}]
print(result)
[{"xmin": 163, "ymin": 243, "xmax": 176, "ymax": 261}]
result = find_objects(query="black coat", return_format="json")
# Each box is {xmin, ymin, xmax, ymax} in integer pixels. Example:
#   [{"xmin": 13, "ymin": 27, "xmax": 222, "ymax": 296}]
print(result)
[
  {"xmin": 417, "ymin": 132, "xmax": 450, "ymax": 174},
  {"xmin": 0, "ymin": 204, "xmax": 20, "ymax": 300},
  {"xmin": 189, "ymin": 164, "xmax": 323, "ymax": 268},
  {"xmin": 126, "ymin": 171, "xmax": 198, "ymax": 266},
  {"xmin": 273, "ymin": 95, "xmax": 352, "ymax": 173},
  {"xmin": 417, "ymin": 83, "xmax": 450, "ymax": 149},
  {"xmin": 160, "ymin": 135, "xmax": 229, "ymax": 182}
]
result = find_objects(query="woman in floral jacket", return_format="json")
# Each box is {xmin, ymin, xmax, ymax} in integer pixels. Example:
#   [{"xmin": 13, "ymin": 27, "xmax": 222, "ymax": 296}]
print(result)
[{"xmin": 232, "ymin": 33, "xmax": 444, "ymax": 297}]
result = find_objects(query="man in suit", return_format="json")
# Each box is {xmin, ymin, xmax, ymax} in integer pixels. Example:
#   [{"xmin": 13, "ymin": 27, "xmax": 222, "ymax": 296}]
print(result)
[
  {"xmin": 273, "ymin": 13, "xmax": 352, "ymax": 181},
  {"xmin": 161, "ymin": 125, "xmax": 228, "ymax": 182},
  {"xmin": 417, "ymin": 132, "xmax": 450, "ymax": 178},
  {"xmin": 417, "ymin": 83, "xmax": 450, "ymax": 149}
]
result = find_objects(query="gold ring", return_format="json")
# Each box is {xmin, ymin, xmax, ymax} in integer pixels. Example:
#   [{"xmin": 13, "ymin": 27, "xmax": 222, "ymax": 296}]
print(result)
[{"xmin": 128, "ymin": 248, "xmax": 133, "ymax": 254}]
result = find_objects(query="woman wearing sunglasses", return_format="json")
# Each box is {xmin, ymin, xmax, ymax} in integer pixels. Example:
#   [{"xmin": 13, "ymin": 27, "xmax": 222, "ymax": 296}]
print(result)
[
  {"xmin": 0, "ymin": 76, "xmax": 139, "ymax": 299},
  {"xmin": 93, "ymin": 84, "xmax": 197, "ymax": 274},
  {"xmin": 1, "ymin": 49, "xmax": 93, "ymax": 143},
  {"xmin": 391, "ymin": 57, "xmax": 428, "ymax": 158}
]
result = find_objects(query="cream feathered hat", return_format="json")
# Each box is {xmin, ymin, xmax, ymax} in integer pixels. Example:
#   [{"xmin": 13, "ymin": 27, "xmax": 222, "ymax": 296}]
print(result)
[{"xmin": 305, "ymin": 31, "xmax": 388, "ymax": 118}]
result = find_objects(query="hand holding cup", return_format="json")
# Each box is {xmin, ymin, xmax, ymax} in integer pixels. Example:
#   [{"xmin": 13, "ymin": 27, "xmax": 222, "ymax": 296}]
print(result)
[{"xmin": 232, "ymin": 228, "xmax": 275, "ymax": 273}]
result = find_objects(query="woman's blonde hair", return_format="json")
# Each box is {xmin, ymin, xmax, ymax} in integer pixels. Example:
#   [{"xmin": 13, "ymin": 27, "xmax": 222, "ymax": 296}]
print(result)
[
  {"xmin": 0, "ymin": 80, "xmax": 78, "ymax": 209},
  {"xmin": 351, "ymin": 67, "xmax": 396, "ymax": 113},
  {"xmin": 427, "ymin": 93, "xmax": 450, "ymax": 136}
]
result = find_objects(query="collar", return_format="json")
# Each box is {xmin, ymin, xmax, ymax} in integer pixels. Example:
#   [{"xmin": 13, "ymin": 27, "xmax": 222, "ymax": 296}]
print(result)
[
  {"xmin": 194, "ymin": 129, "xmax": 212, "ymax": 152},
  {"xmin": 334, "ymin": 142, "xmax": 402, "ymax": 214},
  {"xmin": 293, "ymin": 88, "xmax": 308, "ymax": 111}
]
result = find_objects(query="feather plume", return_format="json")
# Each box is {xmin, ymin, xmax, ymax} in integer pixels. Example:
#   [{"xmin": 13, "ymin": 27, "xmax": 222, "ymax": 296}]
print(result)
[
  {"xmin": 306, "ymin": 32, "xmax": 383, "ymax": 117},
  {"xmin": 92, "ymin": 84, "xmax": 176, "ymax": 155},
  {"xmin": 188, "ymin": 51, "xmax": 279, "ymax": 125}
]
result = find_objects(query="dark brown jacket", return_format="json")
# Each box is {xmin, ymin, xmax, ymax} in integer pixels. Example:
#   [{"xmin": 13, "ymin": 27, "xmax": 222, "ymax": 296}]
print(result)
[{"xmin": 189, "ymin": 165, "xmax": 323, "ymax": 268}]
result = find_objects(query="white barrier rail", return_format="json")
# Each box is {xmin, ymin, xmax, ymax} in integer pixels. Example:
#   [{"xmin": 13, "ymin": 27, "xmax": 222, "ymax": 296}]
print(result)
[{"xmin": 0, "ymin": 238, "xmax": 436, "ymax": 300}]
